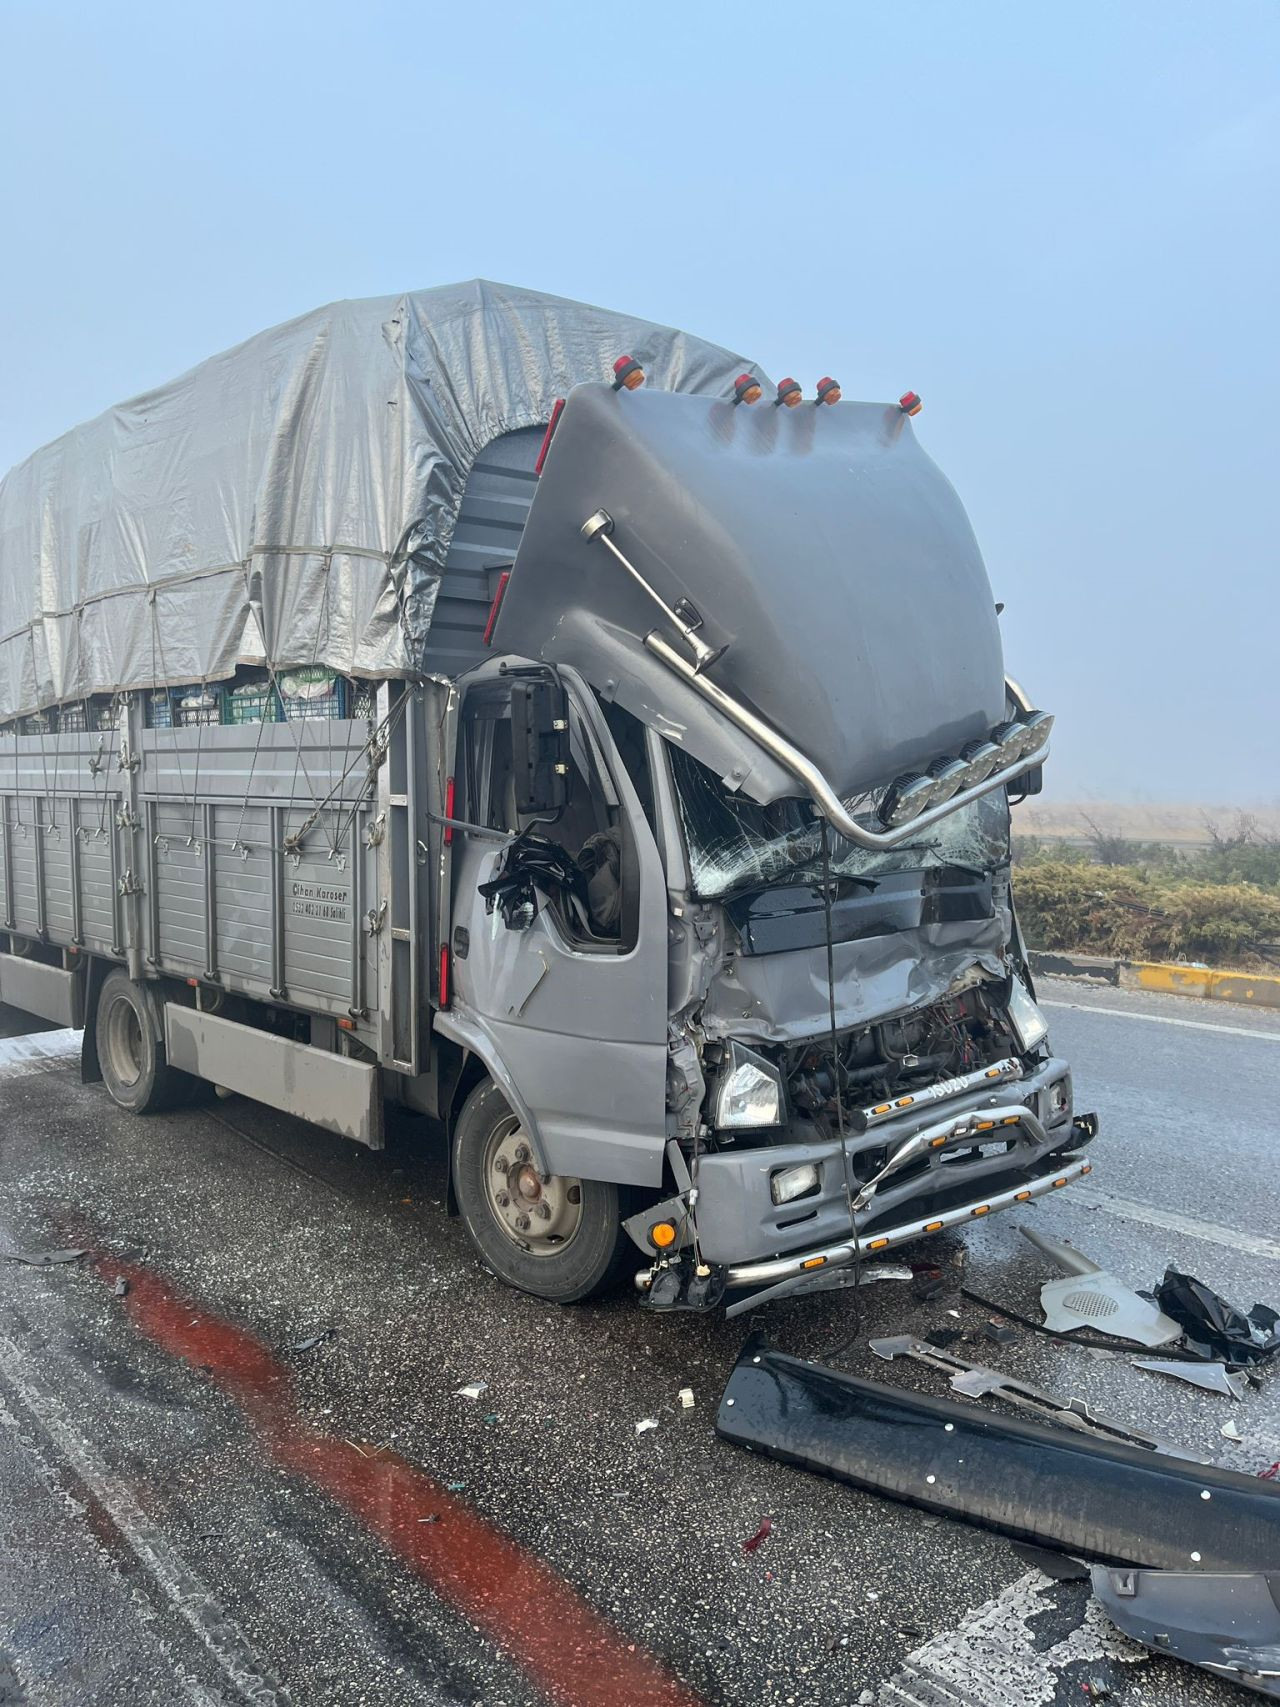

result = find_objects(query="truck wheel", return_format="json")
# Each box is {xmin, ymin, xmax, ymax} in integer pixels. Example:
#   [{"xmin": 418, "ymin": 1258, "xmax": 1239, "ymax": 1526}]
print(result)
[
  {"xmin": 95, "ymin": 971, "xmax": 179, "ymax": 1114},
  {"xmin": 452, "ymin": 1079, "xmax": 626, "ymax": 1304}
]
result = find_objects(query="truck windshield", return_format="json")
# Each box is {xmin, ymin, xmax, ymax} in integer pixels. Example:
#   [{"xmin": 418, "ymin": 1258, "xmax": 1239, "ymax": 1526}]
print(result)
[{"xmin": 668, "ymin": 744, "xmax": 1011, "ymax": 900}]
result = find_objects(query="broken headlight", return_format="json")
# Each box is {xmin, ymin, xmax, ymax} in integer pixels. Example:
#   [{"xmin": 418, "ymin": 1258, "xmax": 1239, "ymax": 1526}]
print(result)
[
  {"xmin": 770, "ymin": 1161, "xmax": 821, "ymax": 1205},
  {"xmin": 1006, "ymin": 977, "xmax": 1050, "ymax": 1052},
  {"xmin": 714, "ymin": 1042, "xmax": 784, "ymax": 1130}
]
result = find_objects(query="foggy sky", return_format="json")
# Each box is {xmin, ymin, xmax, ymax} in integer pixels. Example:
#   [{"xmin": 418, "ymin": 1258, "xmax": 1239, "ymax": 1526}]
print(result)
[{"xmin": 1, "ymin": 0, "xmax": 1275, "ymax": 804}]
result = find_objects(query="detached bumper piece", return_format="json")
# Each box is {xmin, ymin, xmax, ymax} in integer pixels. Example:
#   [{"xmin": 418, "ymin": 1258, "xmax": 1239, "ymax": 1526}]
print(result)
[
  {"xmin": 715, "ymin": 1337, "xmax": 1280, "ymax": 1572},
  {"xmin": 1091, "ymin": 1568, "xmax": 1280, "ymax": 1699}
]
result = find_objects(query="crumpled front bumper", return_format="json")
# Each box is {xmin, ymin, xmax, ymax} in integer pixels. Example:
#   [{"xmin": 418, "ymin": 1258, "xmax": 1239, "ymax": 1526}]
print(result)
[{"xmin": 691, "ymin": 1054, "xmax": 1082, "ymax": 1272}]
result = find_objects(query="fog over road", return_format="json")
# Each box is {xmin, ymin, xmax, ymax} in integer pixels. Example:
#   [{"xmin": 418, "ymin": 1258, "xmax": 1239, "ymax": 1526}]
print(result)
[{"xmin": 2, "ymin": 979, "xmax": 1277, "ymax": 1706}]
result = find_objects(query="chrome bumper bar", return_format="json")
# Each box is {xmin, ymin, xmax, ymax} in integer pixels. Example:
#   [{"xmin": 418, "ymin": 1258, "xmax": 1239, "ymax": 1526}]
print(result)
[{"xmin": 720, "ymin": 1153, "xmax": 1093, "ymax": 1291}]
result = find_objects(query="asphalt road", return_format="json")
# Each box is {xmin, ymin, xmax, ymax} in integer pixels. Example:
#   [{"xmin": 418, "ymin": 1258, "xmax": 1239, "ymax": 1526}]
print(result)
[{"xmin": 1, "ymin": 977, "xmax": 1278, "ymax": 1707}]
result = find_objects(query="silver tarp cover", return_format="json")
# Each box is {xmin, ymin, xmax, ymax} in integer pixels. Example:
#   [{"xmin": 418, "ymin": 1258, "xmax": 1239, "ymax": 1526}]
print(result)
[{"xmin": 0, "ymin": 281, "xmax": 758, "ymax": 720}]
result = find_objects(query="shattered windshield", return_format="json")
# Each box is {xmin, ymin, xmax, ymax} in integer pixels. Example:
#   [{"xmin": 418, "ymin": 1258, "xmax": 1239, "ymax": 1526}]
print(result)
[{"xmin": 668, "ymin": 743, "xmax": 1011, "ymax": 899}]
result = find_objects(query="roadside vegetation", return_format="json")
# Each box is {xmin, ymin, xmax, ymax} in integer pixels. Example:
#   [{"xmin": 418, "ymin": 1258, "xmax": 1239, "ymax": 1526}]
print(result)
[{"xmin": 1012, "ymin": 814, "xmax": 1280, "ymax": 970}]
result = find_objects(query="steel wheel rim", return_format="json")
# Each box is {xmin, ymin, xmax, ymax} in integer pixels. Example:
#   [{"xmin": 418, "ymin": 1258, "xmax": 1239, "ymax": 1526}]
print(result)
[
  {"xmin": 104, "ymin": 995, "xmax": 144, "ymax": 1089},
  {"xmin": 481, "ymin": 1115, "xmax": 584, "ymax": 1257}
]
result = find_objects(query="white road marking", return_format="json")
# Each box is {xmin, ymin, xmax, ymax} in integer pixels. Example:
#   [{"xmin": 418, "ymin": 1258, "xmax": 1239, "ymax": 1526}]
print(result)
[
  {"xmin": 0, "ymin": 1333, "xmax": 290, "ymax": 1705},
  {"xmin": 1068, "ymin": 1188, "xmax": 1280, "ymax": 1263},
  {"xmin": 875, "ymin": 1568, "xmax": 1146, "ymax": 1706},
  {"xmin": 1041, "ymin": 999, "xmax": 1280, "ymax": 1043}
]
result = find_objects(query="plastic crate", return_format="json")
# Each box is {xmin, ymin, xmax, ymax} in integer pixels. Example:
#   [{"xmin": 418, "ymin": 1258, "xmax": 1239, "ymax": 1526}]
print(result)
[
  {"xmin": 225, "ymin": 680, "xmax": 280, "ymax": 725},
  {"xmin": 92, "ymin": 700, "xmax": 125, "ymax": 732},
  {"xmin": 349, "ymin": 680, "xmax": 376, "ymax": 721},
  {"xmin": 175, "ymin": 688, "xmax": 223, "ymax": 728},
  {"xmin": 146, "ymin": 691, "xmax": 175, "ymax": 729},
  {"xmin": 278, "ymin": 667, "xmax": 348, "ymax": 722},
  {"xmin": 58, "ymin": 704, "xmax": 89, "ymax": 733},
  {"xmin": 21, "ymin": 711, "xmax": 57, "ymax": 735}
]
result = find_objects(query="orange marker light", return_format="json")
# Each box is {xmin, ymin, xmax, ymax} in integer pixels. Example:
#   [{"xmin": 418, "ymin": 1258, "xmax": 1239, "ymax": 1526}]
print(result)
[
  {"xmin": 650, "ymin": 1220, "xmax": 678, "ymax": 1249},
  {"xmin": 899, "ymin": 390, "xmax": 923, "ymax": 416},
  {"xmin": 733, "ymin": 373, "xmax": 763, "ymax": 405},
  {"xmin": 774, "ymin": 377, "xmax": 803, "ymax": 407},
  {"xmin": 815, "ymin": 376, "xmax": 841, "ymax": 406},
  {"xmin": 611, "ymin": 355, "xmax": 645, "ymax": 391}
]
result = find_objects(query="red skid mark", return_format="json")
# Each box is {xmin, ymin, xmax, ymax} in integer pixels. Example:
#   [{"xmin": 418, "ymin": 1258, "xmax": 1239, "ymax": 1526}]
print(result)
[{"xmin": 97, "ymin": 1255, "xmax": 702, "ymax": 1707}]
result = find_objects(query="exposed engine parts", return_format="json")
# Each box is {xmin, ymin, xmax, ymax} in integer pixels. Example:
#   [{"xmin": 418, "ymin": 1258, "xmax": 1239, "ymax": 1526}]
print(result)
[{"xmin": 782, "ymin": 985, "xmax": 1017, "ymax": 1132}]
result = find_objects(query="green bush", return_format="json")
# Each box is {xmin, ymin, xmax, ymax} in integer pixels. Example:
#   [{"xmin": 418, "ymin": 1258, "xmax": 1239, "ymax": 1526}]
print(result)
[{"xmin": 1013, "ymin": 861, "xmax": 1280, "ymax": 968}]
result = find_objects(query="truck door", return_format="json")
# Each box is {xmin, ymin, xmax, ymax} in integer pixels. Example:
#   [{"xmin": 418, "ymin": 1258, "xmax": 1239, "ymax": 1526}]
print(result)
[{"xmin": 446, "ymin": 670, "xmax": 669, "ymax": 1188}]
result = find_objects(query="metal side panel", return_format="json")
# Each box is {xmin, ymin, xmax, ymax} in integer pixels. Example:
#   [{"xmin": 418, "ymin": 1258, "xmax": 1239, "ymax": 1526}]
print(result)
[
  {"xmin": 420, "ymin": 427, "xmax": 543, "ymax": 679},
  {"xmin": 0, "ymin": 952, "xmax": 84, "ymax": 1028},
  {"xmin": 163, "ymin": 1004, "xmax": 384, "ymax": 1148},
  {"xmin": 281, "ymin": 808, "xmax": 362, "ymax": 1011},
  {"xmin": 9, "ymin": 812, "xmax": 39, "ymax": 934}
]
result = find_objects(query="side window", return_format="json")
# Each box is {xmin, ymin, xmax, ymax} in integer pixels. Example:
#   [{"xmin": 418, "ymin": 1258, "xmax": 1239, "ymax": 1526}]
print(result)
[{"xmin": 463, "ymin": 697, "xmax": 640, "ymax": 950}]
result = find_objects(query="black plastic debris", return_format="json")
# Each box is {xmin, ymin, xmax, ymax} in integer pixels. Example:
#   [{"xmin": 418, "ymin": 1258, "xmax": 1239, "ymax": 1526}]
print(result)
[
  {"xmin": 982, "ymin": 1320, "xmax": 1018, "ymax": 1346},
  {"xmin": 1009, "ymin": 1541, "xmax": 1090, "ymax": 1581},
  {"xmin": 477, "ymin": 831, "xmax": 589, "ymax": 931},
  {"xmin": 1091, "ymin": 1566, "xmax": 1280, "ymax": 1699},
  {"xmin": 716, "ymin": 1335, "xmax": 1280, "ymax": 1570},
  {"xmin": 911, "ymin": 1265, "xmax": 951, "ymax": 1302},
  {"xmin": 0, "ymin": 1247, "xmax": 87, "ymax": 1265},
  {"xmin": 1156, "ymin": 1269, "xmax": 1280, "ymax": 1367}
]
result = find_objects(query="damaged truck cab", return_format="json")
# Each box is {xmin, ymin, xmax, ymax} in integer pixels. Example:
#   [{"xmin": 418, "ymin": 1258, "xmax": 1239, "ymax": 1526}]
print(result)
[
  {"xmin": 441, "ymin": 380, "xmax": 1096, "ymax": 1309},
  {"xmin": 0, "ymin": 285, "xmax": 1094, "ymax": 1314}
]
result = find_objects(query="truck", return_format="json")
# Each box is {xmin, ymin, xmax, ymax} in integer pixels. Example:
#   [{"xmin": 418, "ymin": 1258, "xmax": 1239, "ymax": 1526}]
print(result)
[{"xmin": 0, "ymin": 280, "xmax": 1095, "ymax": 1313}]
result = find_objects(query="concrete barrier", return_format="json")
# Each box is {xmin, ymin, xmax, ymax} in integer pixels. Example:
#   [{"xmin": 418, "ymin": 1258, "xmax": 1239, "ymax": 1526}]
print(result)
[
  {"xmin": 1120, "ymin": 961, "xmax": 1280, "ymax": 1010},
  {"xmin": 1028, "ymin": 950, "xmax": 1280, "ymax": 1010}
]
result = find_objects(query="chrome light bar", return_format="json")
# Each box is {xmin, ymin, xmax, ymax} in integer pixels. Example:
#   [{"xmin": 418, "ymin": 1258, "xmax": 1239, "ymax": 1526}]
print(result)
[{"xmin": 644, "ymin": 630, "xmax": 1050, "ymax": 851}]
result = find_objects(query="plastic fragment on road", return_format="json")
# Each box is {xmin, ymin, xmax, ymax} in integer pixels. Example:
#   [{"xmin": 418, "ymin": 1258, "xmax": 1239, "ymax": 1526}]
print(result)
[
  {"xmin": 1155, "ymin": 1268, "xmax": 1280, "ymax": 1368},
  {"xmin": 455, "ymin": 1381, "xmax": 489, "ymax": 1400},
  {"xmin": 1133, "ymin": 1358, "xmax": 1248, "ymax": 1400},
  {"xmin": 1221, "ymin": 1420, "xmax": 1245, "ymax": 1443},
  {"xmin": 635, "ymin": 1416, "xmax": 659, "ymax": 1435},
  {"xmin": 445, "ymin": 1481, "xmax": 467, "ymax": 1493},
  {"xmin": 678, "ymin": 1387, "xmax": 695, "ymax": 1409},
  {"xmin": 0, "ymin": 1247, "xmax": 87, "ymax": 1265},
  {"xmin": 742, "ymin": 1517, "xmax": 772, "ymax": 1554},
  {"xmin": 290, "ymin": 1330, "xmax": 333, "ymax": 1352},
  {"xmin": 113, "ymin": 1276, "xmax": 129, "ymax": 1298},
  {"xmin": 1022, "ymin": 1225, "xmax": 1182, "ymax": 1347},
  {"xmin": 1090, "ymin": 1565, "xmax": 1280, "ymax": 1699}
]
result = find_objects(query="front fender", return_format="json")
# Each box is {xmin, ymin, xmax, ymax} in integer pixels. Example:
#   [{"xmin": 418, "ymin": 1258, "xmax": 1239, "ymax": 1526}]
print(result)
[{"xmin": 432, "ymin": 1002, "xmax": 550, "ymax": 1175}]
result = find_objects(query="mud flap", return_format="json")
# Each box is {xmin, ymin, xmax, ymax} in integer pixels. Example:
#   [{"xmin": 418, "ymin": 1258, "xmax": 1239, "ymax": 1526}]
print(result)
[{"xmin": 715, "ymin": 1336, "xmax": 1280, "ymax": 1572}]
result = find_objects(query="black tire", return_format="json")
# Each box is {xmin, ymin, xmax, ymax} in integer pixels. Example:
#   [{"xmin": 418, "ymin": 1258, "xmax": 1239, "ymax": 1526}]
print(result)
[
  {"xmin": 95, "ymin": 970, "xmax": 181, "ymax": 1114},
  {"xmin": 451, "ymin": 1078, "xmax": 627, "ymax": 1304}
]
